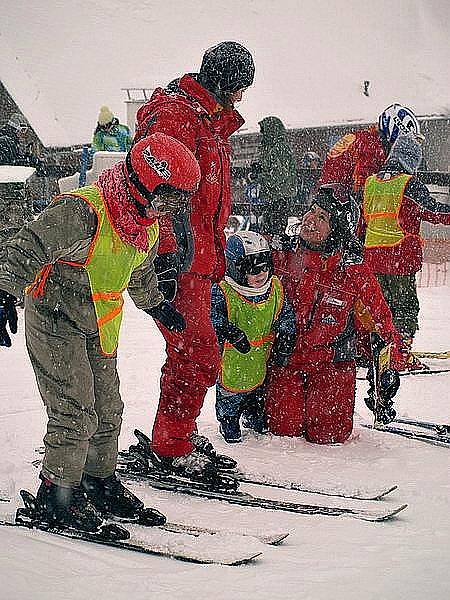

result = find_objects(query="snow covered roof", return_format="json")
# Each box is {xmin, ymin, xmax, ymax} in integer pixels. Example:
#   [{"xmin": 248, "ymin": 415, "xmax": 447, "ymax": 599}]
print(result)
[
  {"xmin": 0, "ymin": 166, "xmax": 36, "ymax": 184},
  {"xmin": 2, "ymin": 1, "xmax": 449, "ymax": 148}
]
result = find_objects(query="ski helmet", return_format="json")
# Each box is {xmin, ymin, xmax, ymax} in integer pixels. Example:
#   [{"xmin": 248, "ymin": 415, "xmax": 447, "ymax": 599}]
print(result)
[
  {"xmin": 198, "ymin": 41, "xmax": 255, "ymax": 102},
  {"xmin": 378, "ymin": 104, "xmax": 420, "ymax": 144},
  {"xmin": 225, "ymin": 231, "xmax": 273, "ymax": 286},
  {"xmin": 125, "ymin": 133, "xmax": 201, "ymax": 207}
]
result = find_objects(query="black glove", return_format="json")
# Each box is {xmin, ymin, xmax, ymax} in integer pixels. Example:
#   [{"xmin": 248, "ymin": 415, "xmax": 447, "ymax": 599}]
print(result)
[
  {"xmin": 154, "ymin": 253, "xmax": 179, "ymax": 302},
  {"xmin": 146, "ymin": 300, "xmax": 185, "ymax": 332},
  {"xmin": 0, "ymin": 290, "xmax": 18, "ymax": 347},
  {"xmin": 217, "ymin": 322, "xmax": 251, "ymax": 354},
  {"xmin": 271, "ymin": 331, "xmax": 296, "ymax": 366}
]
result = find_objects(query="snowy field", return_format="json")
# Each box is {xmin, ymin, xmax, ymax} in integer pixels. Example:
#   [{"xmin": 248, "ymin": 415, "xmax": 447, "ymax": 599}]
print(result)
[{"xmin": 1, "ymin": 285, "xmax": 449, "ymax": 600}]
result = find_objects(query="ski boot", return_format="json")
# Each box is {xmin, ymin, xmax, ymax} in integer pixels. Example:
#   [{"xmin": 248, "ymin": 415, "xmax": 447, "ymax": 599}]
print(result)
[
  {"xmin": 81, "ymin": 472, "xmax": 166, "ymax": 526},
  {"xmin": 217, "ymin": 417, "xmax": 242, "ymax": 444},
  {"xmin": 126, "ymin": 429, "xmax": 238, "ymax": 491},
  {"xmin": 34, "ymin": 476, "xmax": 104, "ymax": 533},
  {"xmin": 157, "ymin": 450, "xmax": 238, "ymax": 492},
  {"xmin": 191, "ymin": 431, "xmax": 239, "ymax": 465}
]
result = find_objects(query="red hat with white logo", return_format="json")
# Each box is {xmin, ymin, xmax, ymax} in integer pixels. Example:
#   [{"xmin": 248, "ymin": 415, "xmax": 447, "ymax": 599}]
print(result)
[{"xmin": 125, "ymin": 133, "xmax": 201, "ymax": 206}]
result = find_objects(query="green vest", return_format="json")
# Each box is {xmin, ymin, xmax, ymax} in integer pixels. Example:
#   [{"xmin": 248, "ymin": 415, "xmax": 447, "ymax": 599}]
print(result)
[
  {"xmin": 219, "ymin": 276, "xmax": 284, "ymax": 393},
  {"xmin": 64, "ymin": 185, "xmax": 159, "ymax": 355},
  {"xmin": 363, "ymin": 174, "xmax": 411, "ymax": 248}
]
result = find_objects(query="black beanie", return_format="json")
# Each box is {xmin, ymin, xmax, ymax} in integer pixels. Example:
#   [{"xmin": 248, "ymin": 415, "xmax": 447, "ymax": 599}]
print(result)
[{"xmin": 198, "ymin": 41, "xmax": 255, "ymax": 102}]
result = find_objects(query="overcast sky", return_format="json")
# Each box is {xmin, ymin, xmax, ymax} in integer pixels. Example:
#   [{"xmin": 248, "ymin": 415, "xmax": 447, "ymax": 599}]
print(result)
[{"xmin": 1, "ymin": 0, "xmax": 449, "ymax": 146}]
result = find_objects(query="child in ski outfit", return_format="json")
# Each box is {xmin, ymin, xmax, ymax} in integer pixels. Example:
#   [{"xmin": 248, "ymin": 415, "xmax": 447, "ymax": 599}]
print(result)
[{"xmin": 211, "ymin": 231, "xmax": 296, "ymax": 443}]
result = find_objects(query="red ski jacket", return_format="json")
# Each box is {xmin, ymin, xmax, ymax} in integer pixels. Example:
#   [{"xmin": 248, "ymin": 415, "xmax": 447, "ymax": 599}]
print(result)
[
  {"xmin": 273, "ymin": 245, "xmax": 405, "ymax": 369},
  {"xmin": 318, "ymin": 126, "xmax": 387, "ymax": 195},
  {"xmin": 135, "ymin": 75, "xmax": 244, "ymax": 280}
]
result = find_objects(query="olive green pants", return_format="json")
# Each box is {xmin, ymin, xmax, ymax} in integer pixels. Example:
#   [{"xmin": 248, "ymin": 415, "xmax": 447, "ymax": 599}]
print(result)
[
  {"xmin": 25, "ymin": 302, "xmax": 123, "ymax": 487},
  {"xmin": 376, "ymin": 273, "xmax": 420, "ymax": 337}
]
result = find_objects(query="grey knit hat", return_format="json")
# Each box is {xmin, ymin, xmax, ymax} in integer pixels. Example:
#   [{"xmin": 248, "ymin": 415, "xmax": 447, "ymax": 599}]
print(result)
[
  {"xmin": 8, "ymin": 112, "xmax": 29, "ymax": 131},
  {"xmin": 387, "ymin": 134, "xmax": 423, "ymax": 174}
]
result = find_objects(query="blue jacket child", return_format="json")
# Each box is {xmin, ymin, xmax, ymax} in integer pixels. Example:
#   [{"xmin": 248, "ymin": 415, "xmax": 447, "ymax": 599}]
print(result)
[{"xmin": 211, "ymin": 231, "xmax": 296, "ymax": 443}]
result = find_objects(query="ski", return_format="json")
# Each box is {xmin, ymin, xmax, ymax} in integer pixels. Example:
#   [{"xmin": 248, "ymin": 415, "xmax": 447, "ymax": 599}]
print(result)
[
  {"xmin": 119, "ymin": 431, "xmax": 396, "ymax": 502},
  {"xmin": 0, "ymin": 490, "xmax": 262, "ymax": 566},
  {"xmin": 394, "ymin": 416, "xmax": 450, "ymax": 435},
  {"xmin": 232, "ymin": 471, "xmax": 397, "ymax": 501},
  {"xmin": 413, "ymin": 350, "xmax": 450, "ymax": 359},
  {"xmin": 399, "ymin": 368, "xmax": 450, "ymax": 377},
  {"xmin": 357, "ymin": 367, "xmax": 450, "ymax": 381},
  {"xmin": 162, "ymin": 522, "xmax": 288, "ymax": 545},
  {"xmin": 117, "ymin": 467, "xmax": 407, "ymax": 522},
  {"xmin": 362, "ymin": 424, "xmax": 450, "ymax": 448}
]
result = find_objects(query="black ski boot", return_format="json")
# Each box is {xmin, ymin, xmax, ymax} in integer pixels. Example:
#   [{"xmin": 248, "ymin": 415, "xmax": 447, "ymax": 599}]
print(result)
[
  {"xmin": 218, "ymin": 418, "xmax": 242, "ymax": 444},
  {"xmin": 191, "ymin": 431, "xmax": 238, "ymax": 466},
  {"xmin": 82, "ymin": 473, "xmax": 166, "ymax": 526},
  {"xmin": 151, "ymin": 448, "xmax": 238, "ymax": 492},
  {"xmin": 35, "ymin": 476, "xmax": 104, "ymax": 533},
  {"xmin": 242, "ymin": 410, "xmax": 267, "ymax": 434}
]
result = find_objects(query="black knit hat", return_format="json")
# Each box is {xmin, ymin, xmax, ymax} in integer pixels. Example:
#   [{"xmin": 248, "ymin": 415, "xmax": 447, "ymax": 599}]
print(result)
[{"xmin": 198, "ymin": 41, "xmax": 255, "ymax": 102}]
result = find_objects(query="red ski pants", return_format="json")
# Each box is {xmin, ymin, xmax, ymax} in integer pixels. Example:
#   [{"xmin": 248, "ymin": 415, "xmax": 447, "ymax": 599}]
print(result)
[
  {"xmin": 265, "ymin": 361, "xmax": 356, "ymax": 444},
  {"xmin": 151, "ymin": 273, "xmax": 221, "ymax": 457}
]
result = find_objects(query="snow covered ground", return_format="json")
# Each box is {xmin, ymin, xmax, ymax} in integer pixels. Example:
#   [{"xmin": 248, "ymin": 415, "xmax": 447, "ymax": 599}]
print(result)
[{"xmin": 1, "ymin": 285, "xmax": 449, "ymax": 600}]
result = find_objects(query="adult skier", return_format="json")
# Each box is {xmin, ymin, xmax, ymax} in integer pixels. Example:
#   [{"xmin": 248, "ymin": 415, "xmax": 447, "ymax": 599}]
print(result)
[
  {"xmin": 362, "ymin": 134, "xmax": 450, "ymax": 370},
  {"xmin": 318, "ymin": 104, "xmax": 422, "ymax": 224},
  {"xmin": 265, "ymin": 184, "xmax": 407, "ymax": 443},
  {"xmin": 132, "ymin": 41, "xmax": 255, "ymax": 483},
  {"xmin": 0, "ymin": 133, "xmax": 201, "ymax": 532}
]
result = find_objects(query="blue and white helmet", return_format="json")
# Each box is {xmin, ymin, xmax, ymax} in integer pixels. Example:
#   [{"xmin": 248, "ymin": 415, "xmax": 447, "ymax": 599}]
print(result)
[
  {"xmin": 378, "ymin": 104, "xmax": 420, "ymax": 144},
  {"xmin": 225, "ymin": 231, "xmax": 273, "ymax": 286}
]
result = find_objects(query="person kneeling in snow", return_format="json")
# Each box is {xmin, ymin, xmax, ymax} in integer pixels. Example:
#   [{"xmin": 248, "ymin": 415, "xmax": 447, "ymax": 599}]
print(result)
[
  {"xmin": 211, "ymin": 231, "xmax": 296, "ymax": 443},
  {"xmin": 265, "ymin": 184, "xmax": 408, "ymax": 444},
  {"xmin": 0, "ymin": 133, "xmax": 200, "ymax": 533}
]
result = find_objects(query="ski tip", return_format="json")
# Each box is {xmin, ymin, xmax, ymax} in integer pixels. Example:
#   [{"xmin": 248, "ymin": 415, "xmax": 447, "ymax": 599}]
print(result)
[
  {"xmin": 228, "ymin": 551, "xmax": 263, "ymax": 566},
  {"xmin": 373, "ymin": 485, "xmax": 398, "ymax": 500},
  {"xmin": 376, "ymin": 503, "xmax": 408, "ymax": 521},
  {"xmin": 263, "ymin": 532, "xmax": 289, "ymax": 545}
]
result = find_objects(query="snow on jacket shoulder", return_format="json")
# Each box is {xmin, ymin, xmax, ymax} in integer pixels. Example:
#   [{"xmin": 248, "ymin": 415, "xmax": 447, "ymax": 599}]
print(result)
[{"xmin": 134, "ymin": 75, "xmax": 244, "ymax": 280}]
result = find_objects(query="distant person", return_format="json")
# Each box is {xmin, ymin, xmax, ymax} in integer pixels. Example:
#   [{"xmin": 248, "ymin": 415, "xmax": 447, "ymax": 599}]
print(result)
[
  {"xmin": 298, "ymin": 151, "xmax": 322, "ymax": 209},
  {"xmin": 362, "ymin": 134, "xmax": 450, "ymax": 371},
  {"xmin": 255, "ymin": 116, "xmax": 298, "ymax": 237},
  {"xmin": 0, "ymin": 112, "xmax": 42, "ymax": 168},
  {"xmin": 211, "ymin": 231, "xmax": 296, "ymax": 443},
  {"xmin": 318, "ymin": 104, "xmax": 422, "ymax": 217},
  {"xmin": 265, "ymin": 185, "xmax": 408, "ymax": 443},
  {"xmin": 92, "ymin": 106, "xmax": 132, "ymax": 153},
  {"xmin": 300, "ymin": 151, "xmax": 321, "ymax": 170}
]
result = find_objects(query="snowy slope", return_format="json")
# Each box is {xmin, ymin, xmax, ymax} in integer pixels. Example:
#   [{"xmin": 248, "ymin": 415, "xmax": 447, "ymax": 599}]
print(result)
[
  {"xmin": 1, "ymin": 0, "xmax": 449, "ymax": 146},
  {"xmin": 1, "ymin": 285, "xmax": 449, "ymax": 600}
]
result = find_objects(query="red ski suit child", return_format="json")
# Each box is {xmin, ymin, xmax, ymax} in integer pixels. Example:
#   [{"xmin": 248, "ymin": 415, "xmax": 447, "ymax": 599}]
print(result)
[
  {"xmin": 266, "ymin": 243, "xmax": 404, "ymax": 444},
  {"xmin": 134, "ymin": 75, "xmax": 245, "ymax": 456}
]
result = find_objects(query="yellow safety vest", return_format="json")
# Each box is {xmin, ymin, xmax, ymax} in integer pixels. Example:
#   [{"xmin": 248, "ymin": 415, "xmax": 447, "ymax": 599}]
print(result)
[
  {"xmin": 363, "ymin": 174, "xmax": 411, "ymax": 248},
  {"xmin": 219, "ymin": 277, "xmax": 284, "ymax": 393}
]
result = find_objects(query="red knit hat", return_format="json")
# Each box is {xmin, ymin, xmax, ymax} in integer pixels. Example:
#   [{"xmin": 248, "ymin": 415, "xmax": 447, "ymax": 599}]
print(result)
[{"xmin": 125, "ymin": 133, "xmax": 201, "ymax": 205}]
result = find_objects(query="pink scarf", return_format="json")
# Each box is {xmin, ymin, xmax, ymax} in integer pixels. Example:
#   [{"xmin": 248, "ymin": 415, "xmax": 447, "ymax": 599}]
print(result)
[{"xmin": 96, "ymin": 162, "xmax": 155, "ymax": 252}]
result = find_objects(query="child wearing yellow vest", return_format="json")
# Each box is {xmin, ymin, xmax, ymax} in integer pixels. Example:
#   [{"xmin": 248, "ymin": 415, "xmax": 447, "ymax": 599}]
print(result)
[{"xmin": 211, "ymin": 231, "xmax": 296, "ymax": 443}]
